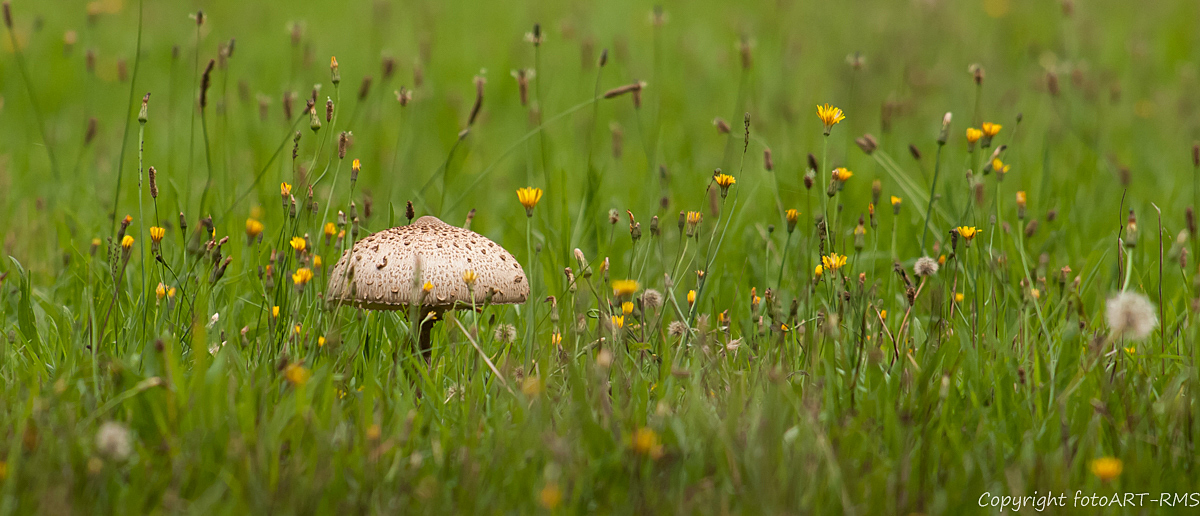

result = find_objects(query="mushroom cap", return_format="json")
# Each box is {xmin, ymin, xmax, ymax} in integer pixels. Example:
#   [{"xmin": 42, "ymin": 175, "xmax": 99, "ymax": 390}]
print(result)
[{"xmin": 325, "ymin": 216, "xmax": 528, "ymax": 310}]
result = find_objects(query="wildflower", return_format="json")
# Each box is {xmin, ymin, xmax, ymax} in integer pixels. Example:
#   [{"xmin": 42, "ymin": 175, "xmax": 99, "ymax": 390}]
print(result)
[
  {"xmin": 121, "ymin": 235, "xmax": 134, "ymax": 250},
  {"xmin": 516, "ymin": 187, "xmax": 543, "ymax": 217},
  {"xmin": 95, "ymin": 421, "xmax": 132, "ymax": 461},
  {"xmin": 318, "ymin": 336, "xmax": 326, "ymax": 347},
  {"xmin": 1016, "ymin": 191, "xmax": 1027, "ymax": 219},
  {"xmin": 714, "ymin": 173, "xmax": 736, "ymax": 198},
  {"xmin": 938, "ymin": 254, "xmax": 946, "ymax": 265},
  {"xmin": 294, "ymin": 324, "xmax": 302, "ymax": 335},
  {"xmin": 1089, "ymin": 457, "xmax": 1123, "ymax": 482},
  {"xmin": 686, "ymin": 211, "xmax": 702, "ymax": 237},
  {"xmin": 981, "ymin": 122, "xmax": 1001, "ymax": 147},
  {"xmin": 631, "ymin": 427, "xmax": 664, "ymax": 459},
  {"xmin": 880, "ymin": 310, "xmax": 887, "ymax": 319},
  {"xmin": 786, "ymin": 209, "xmax": 799, "ymax": 233},
  {"xmin": 914, "ymin": 256, "xmax": 939, "ymax": 276},
  {"xmin": 612, "ymin": 279, "xmax": 639, "ymax": 297},
  {"xmin": 538, "ymin": 483, "xmax": 563, "ymax": 510},
  {"xmin": 955, "ymin": 292, "xmax": 964, "ymax": 303},
  {"xmin": 814, "ymin": 264, "xmax": 824, "ymax": 277},
  {"xmin": 284, "ymin": 363, "xmax": 311, "ymax": 386},
  {"xmin": 272, "ymin": 306, "xmax": 280, "ymax": 318},
  {"xmin": 330, "ymin": 56, "xmax": 340, "ymax": 84},
  {"xmin": 551, "ymin": 332, "xmax": 562, "ymax": 345},
  {"xmin": 1106, "ymin": 291, "xmax": 1158, "ymax": 340},
  {"xmin": 494, "ymin": 324, "xmax": 517, "ymax": 343},
  {"xmin": 292, "ymin": 267, "xmax": 313, "ymax": 286},
  {"xmin": 149, "ymin": 226, "xmax": 165, "ymax": 243},
  {"xmin": 622, "ymin": 301, "xmax": 634, "ymax": 315},
  {"xmin": 891, "ymin": 196, "xmax": 902, "ymax": 215},
  {"xmin": 290, "ymin": 236, "xmax": 307, "ymax": 253},
  {"xmin": 687, "ymin": 290, "xmax": 696, "ymax": 306},
  {"xmin": 990, "ymin": 158, "xmax": 1011, "ymax": 176},
  {"xmin": 956, "ymin": 226, "xmax": 980, "ymax": 242},
  {"xmin": 156, "ymin": 283, "xmax": 167, "ymax": 300},
  {"xmin": 821, "ymin": 253, "xmax": 848, "ymax": 271},
  {"xmin": 1030, "ymin": 288, "xmax": 1040, "ymax": 299},
  {"xmin": 965, "ymin": 127, "xmax": 982, "ymax": 151},
  {"xmin": 422, "ymin": 281, "xmax": 434, "ymax": 293},
  {"xmin": 168, "ymin": 287, "xmax": 177, "ymax": 301},
  {"xmin": 831, "ymin": 167, "xmax": 853, "ymax": 182},
  {"xmin": 246, "ymin": 219, "xmax": 264, "ymax": 243},
  {"xmin": 641, "ymin": 289, "xmax": 663, "ymax": 310},
  {"xmin": 313, "ymin": 255, "xmax": 322, "ymax": 268},
  {"xmin": 611, "ymin": 315, "xmax": 624, "ymax": 329},
  {"xmin": 281, "ymin": 182, "xmax": 292, "ymax": 206},
  {"xmin": 323, "ymin": 222, "xmax": 336, "ymax": 243},
  {"xmin": 668, "ymin": 321, "xmax": 688, "ymax": 337},
  {"xmin": 462, "ymin": 269, "xmax": 478, "ymax": 288},
  {"xmin": 816, "ymin": 103, "xmax": 846, "ymax": 135}
]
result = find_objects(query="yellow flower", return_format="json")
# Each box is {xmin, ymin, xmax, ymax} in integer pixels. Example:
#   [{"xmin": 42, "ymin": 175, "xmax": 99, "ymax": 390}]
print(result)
[
  {"xmin": 155, "ymin": 283, "xmax": 167, "ymax": 300},
  {"xmin": 1124, "ymin": 346, "xmax": 1135, "ymax": 354},
  {"xmin": 965, "ymin": 127, "xmax": 983, "ymax": 143},
  {"xmin": 292, "ymin": 267, "xmax": 314, "ymax": 286},
  {"xmin": 121, "ymin": 235, "xmax": 134, "ymax": 250},
  {"xmin": 714, "ymin": 173, "xmax": 736, "ymax": 188},
  {"xmin": 294, "ymin": 324, "xmax": 302, "ymax": 335},
  {"xmin": 281, "ymin": 182, "xmax": 292, "ymax": 197},
  {"xmin": 687, "ymin": 290, "xmax": 696, "ymax": 305},
  {"xmin": 956, "ymin": 226, "xmax": 980, "ymax": 240},
  {"xmin": 854, "ymin": 224, "xmax": 866, "ymax": 236},
  {"xmin": 245, "ymin": 219, "xmax": 264, "ymax": 239},
  {"xmin": 1015, "ymin": 190, "xmax": 1027, "ymax": 205},
  {"xmin": 149, "ymin": 226, "xmax": 165, "ymax": 243},
  {"xmin": 318, "ymin": 336, "xmax": 326, "ymax": 347},
  {"xmin": 1089, "ymin": 457, "xmax": 1123, "ymax": 481},
  {"xmin": 831, "ymin": 167, "xmax": 853, "ymax": 182},
  {"xmin": 955, "ymin": 292, "xmax": 964, "ymax": 303},
  {"xmin": 890, "ymin": 196, "xmax": 902, "ymax": 206},
  {"xmin": 785, "ymin": 209, "xmax": 798, "ymax": 223},
  {"xmin": 551, "ymin": 332, "xmax": 562, "ymax": 345},
  {"xmin": 612, "ymin": 279, "xmax": 640, "ymax": 297},
  {"xmin": 324, "ymin": 222, "xmax": 336, "ymax": 237},
  {"xmin": 284, "ymin": 363, "xmax": 311, "ymax": 386},
  {"xmin": 168, "ymin": 287, "xmax": 177, "ymax": 299},
  {"xmin": 631, "ymin": 427, "xmax": 664, "ymax": 459},
  {"xmin": 290, "ymin": 236, "xmax": 307, "ymax": 253},
  {"xmin": 538, "ymin": 483, "xmax": 563, "ymax": 510},
  {"xmin": 313, "ymin": 255, "xmax": 322, "ymax": 268},
  {"xmin": 516, "ymin": 187, "xmax": 543, "ymax": 216},
  {"xmin": 351, "ymin": 158, "xmax": 361, "ymax": 173},
  {"xmin": 814, "ymin": 264, "xmax": 823, "ymax": 277},
  {"xmin": 816, "ymin": 103, "xmax": 846, "ymax": 134},
  {"xmin": 981, "ymin": 122, "xmax": 1002, "ymax": 137},
  {"xmin": 622, "ymin": 301, "xmax": 634, "ymax": 315},
  {"xmin": 880, "ymin": 309, "xmax": 887, "ymax": 319},
  {"xmin": 611, "ymin": 315, "xmax": 624, "ymax": 329},
  {"xmin": 1030, "ymin": 288, "xmax": 1040, "ymax": 299},
  {"xmin": 462, "ymin": 269, "xmax": 478, "ymax": 287},
  {"xmin": 686, "ymin": 211, "xmax": 702, "ymax": 226},
  {"xmin": 423, "ymin": 281, "xmax": 434, "ymax": 293},
  {"xmin": 821, "ymin": 253, "xmax": 848, "ymax": 271},
  {"xmin": 991, "ymin": 158, "xmax": 1011, "ymax": 174},
  {"xmin": 272, "ymin": 306, "xmax": 280, "ymax": 318}
]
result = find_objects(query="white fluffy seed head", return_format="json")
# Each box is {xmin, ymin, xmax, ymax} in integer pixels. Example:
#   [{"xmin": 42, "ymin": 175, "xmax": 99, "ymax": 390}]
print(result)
[
  {"xmin": 1106, "ymin": 291, "xmax": 1158, "ymax": 340},
  {"xmin": 494, "ymin": 324, "xmax": 517, "ymax": 343},
  {"xmin": 95, "ymin": 421, "xmax": 132, "ymax": 461},
  {"xmin": 914, "ymin": 256, "xmax": 939, "ymax": 277}
]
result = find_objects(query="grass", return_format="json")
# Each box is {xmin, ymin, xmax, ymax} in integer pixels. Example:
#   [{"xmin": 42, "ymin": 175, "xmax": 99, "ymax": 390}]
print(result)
[{"xmin": 1, "ymin": 0, "xmax": 1199, "ymax": 513}]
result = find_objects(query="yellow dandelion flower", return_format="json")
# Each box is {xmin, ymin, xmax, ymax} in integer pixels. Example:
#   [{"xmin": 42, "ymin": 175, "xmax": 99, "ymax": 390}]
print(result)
[
  {"xmin": 890, "ymin": 196, "xmax": 902, "ymax": 206},
  {"xmin": 324, "ymin": 222, "xmax": 336, "ymax": 237},
  {"xmin": 1125, "ymin": 346, "xmax": 1135, "ymax": 354},
  {"xmin": 965, "ymin": 127, "xmax": 983, "ymax": 143},
  {"xmin": 714, "ymin": 173, "xmax": 736, "ymax": 188},
  {"xmin": 313, "ymin": 255, "xmax": 322, "ymax": 268},
  {"xmin": 814, "ymin": 264, "xmax": 824, "ymax": 277},
  {"xmin": 991, "ymin": 158, "xmax": 1011, "ymax": 174},
  {"xmin": 294, "ymin": 324, "xmax": 302, "ymax": 335},
  {"xmin": 785, "ymin": 209, "xmax": 798, "ymax": 223},
  {"xmin": 351, "ymin": 158, "xmax": 361, "ymax": 174},
  {"xmin": 686, "ymin": 211, "xmax": 702, "ymax": 226},
  {"xmin": 284, "ymin": 363, "xmax": 311, "ymax": 386},
  {"xmin": 611, "ymin": 315, "xmax": 624, "ymax": 329},
  {"xmin": 168, "ymin": 287, "xmax": 176, "ymax": 299},
  {"xmin": 957, "ymin": 226, "xmax": 980, "ymax": 240},
  {"xmin": 149, "ymin": 226, "xmax": 165, "ymax": 243},
  {"xmin": 831, "ymin": 167, "xmax": 853, "ymax": 182},
  {"xmin": 981, "ymin": 122, "xmax": 1002, "ymax": 137},
  {"xmin": 816, "ymin": 103, "xmax": 846, "ymax": 134},
  {"xmin": 538, "ymin": 483, "xmax": 563, "ymax": 510},
  {"xmin": 631, "ymin": 427, "xmax": 664, "ymax": 459},
  {"xmin": 246, "ymin": 219, "xmax": 264, "ymax": 239},
  {"xmin": 516, "ymin": 187, "xmax": 543, "ymax": 216},
  {"xmin": 462, "ymin": 269, "xmax": 478, "ymax": 287},
  {"xmin": 880, "ymin": 309, "xmax": 887, "ymax": 319},
  {"xmin": 289, "ymin": 236, "xmax": 306, "ymax": 252},
  {"xmin": 955, "ymin": 292, "xmax": 964, "ymax": 303},
  {"xmin": 121, "ymin": 235, "xmax": 134, "ymax": 250},
  {"xmin": 318, "ymin": 336, "xmax": 326, "ymax": 347},
  {"xmin": 622, "ymin": 301, "xmax": 634, "ymax": 315},
  {"xmin": 1089, "ymin": 457, "xmax": 1123, "ymax": 481},
  {"xmin": 281, "ymin": 182, "xmax": 292, "ymax": 196},
  {"xmin": 821, "ymin": 253, "xmax": 848, "ymax": 271},
  {"xmin": 292, "ymin": 267, "xmax": 314, "ymax": 286},
  {"xmin": 422, "ymin": 281, "xmax": 434, "ymax": 293},
  {"xmin": 612, "ymin": 279, "xmax": 640, "ymax": 297},
  {"xmin": 551, "ymin": 332, "xmax": 562, "ymax": 345},
  {"xmin": 272, "ymin": 306, "xmax": 280, "ymax": 318},
  {"xmin": 1015, "ymin": 190, "xmax": 1027, "ymax": 205},
  {"xmin": 687, "ymin": 290, "xmax": 696, "ymax": 305},
  {"xmin": 155, "ymin": 283, "xmax": 167, "ymax": 300}
]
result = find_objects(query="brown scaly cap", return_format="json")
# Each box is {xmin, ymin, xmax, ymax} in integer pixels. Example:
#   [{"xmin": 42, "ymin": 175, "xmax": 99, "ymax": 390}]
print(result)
[{"xmin": 326, "ymin": 216, "xmax": 528, "ymax": 310}]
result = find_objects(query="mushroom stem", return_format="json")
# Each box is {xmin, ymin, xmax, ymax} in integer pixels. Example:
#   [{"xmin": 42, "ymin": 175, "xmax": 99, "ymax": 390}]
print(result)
[{"xmin": 417, "ymin": 307, "xmax": 445, "ymax": 361}]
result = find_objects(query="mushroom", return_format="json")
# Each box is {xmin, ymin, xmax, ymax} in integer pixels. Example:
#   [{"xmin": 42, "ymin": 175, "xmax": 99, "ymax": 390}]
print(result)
[{"xmin": 325, "ymin": 215, "xmax": 528, "ymax": 358}]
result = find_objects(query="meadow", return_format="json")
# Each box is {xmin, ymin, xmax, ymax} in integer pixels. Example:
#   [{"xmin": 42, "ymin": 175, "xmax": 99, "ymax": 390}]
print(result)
[{"xmin": 1, "ymin": 0, "xmax": 1199, "ymax": 513}]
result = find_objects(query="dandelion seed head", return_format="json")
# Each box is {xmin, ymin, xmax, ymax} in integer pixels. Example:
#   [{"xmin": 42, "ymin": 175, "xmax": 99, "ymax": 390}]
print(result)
[{"xmin": 1106, "ymin": 291, "xmax": 1158, "ymax": 340}]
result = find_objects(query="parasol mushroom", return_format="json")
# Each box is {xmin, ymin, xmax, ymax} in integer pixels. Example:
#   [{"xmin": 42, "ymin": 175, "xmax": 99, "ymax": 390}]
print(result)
[{"xmin": 325, "ymin": 215, "xmax": 528, "ymax": 358}]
